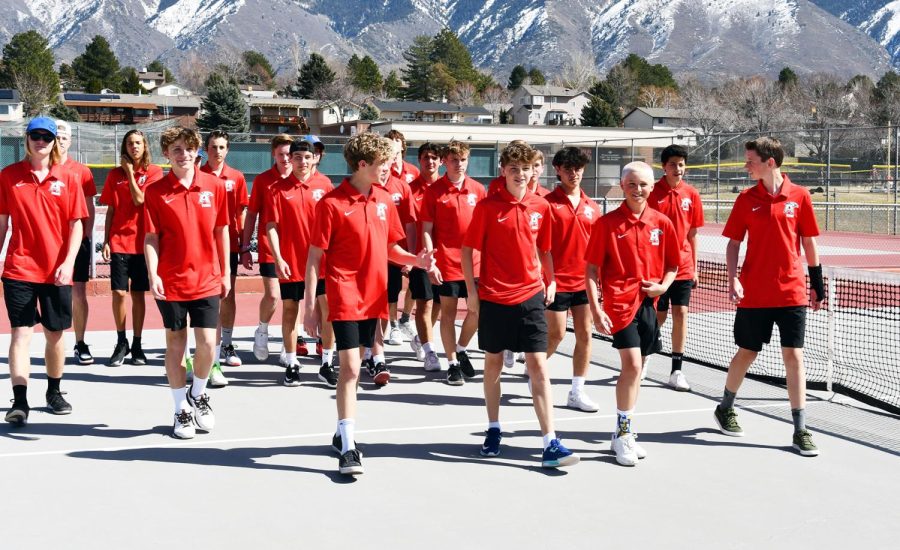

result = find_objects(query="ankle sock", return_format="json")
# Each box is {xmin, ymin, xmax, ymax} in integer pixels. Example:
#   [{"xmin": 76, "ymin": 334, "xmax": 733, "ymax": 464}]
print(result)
[
  {"xmin": 190, "ymin": 377, "xmax": 208, "ymax": 399},
  {"xmin": 322, "ymin": 349, "xmax": 334, "ymax": 366},
  {"xmin": 338, "ymin": 418, "xmax": 355, "ymax": 453},
  {"xmin": 721, "ymin": 388, "xmax": 737, "ymax": 410},
  {"xmin": 422, "ymin": 342, "xmax": 434, "ymax": 354},
  {"xmin": 542, "ymin": 432, "xmax": 557, "ymax": 449},
  {"xmin": 12, "ymin": 384, "xmax": 28, "ymax": 407},
  {"xmin": 373, "ymin": 354, "xmax": 385, "ymax": 365},
  {"xmin": 116, "ymin": 330, "xmax": 127, "ymax": 344},
  {"xmin": 399, "ymin": 313, "xmax": 410, "ymax": 324},
  {"xmin": 456, "ymin": 344, "xmax": 467, "ymax": 353},
  {"xmin": 46, "ymin": 376, "xmax": 61, "ymax": 395},
  {"xmin": 671, "ymin": 353, "xmax": 683, "ymax": 373},
  {"xmin": 132, "ymin": 336, "xmax": 142, "ymax": 349},
  {"xmin": 616, "ymin": 409, "xmax": 633, "ymax": 436},
  {"xmin": 172, "ymin": 386, "xmax": 189, "ymax": 413},
  {"xmin": 791, "ymin": 408, "xmax": 806, "ymax": 432},
  {"xmin": 222, "ymin": 327, "xmax": 233, "ymax": 346},
  {"xmin": 571, "ymin": 376, "xmax": 585, "ymax": 393}
]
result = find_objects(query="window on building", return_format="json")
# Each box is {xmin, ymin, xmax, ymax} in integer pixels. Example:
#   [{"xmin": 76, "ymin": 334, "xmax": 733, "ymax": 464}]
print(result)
[{"xmin": 0, "ymin": 105, "xmax": 9, "ymax": 115}]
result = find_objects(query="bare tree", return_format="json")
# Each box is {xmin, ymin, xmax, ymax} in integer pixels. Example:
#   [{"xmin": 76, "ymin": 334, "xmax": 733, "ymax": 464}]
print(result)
[
  {"xmin": 719, "ymin": 76, "xmax": 801, "ymax": 133},
  {"xmin": 480, "ymin": 85, "xmax": 509, "ymax": 124},
  {"xmin": 13, "ymin": 68, "xmax": 54, "ymax": 116},
  {"xmin": 638, "ymin": 85, "xmax": 679, "ymax": 109},
  {"xmin": 176, "ymin": 52, "xmax": 211, "ymax": 94},
  {"xmin": 554, "ymin": 51, "xmax": 599, "ymax": 91},
  {"xmin": 313, "ymin": 74, "xmax": 365, "ymax": 123},
  {"xmin": 450, "ymin": 81, "xmax": 476, "ymax": 105}
]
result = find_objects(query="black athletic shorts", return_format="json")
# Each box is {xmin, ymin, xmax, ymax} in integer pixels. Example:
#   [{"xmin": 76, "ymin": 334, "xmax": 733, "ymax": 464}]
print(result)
[
  {"xmin": 259, "ymin": 262, "xmax": 277, "ymax": 279},
  {"xmin": 3, "ymin": 278, "xmax": 72, "ymax": 331},
  {"xmin": 438, "ymin": 279, "xmax": 468, "ymax": 299},
  {"xmin": 73, "ymin": 238, "xmax": 91, "ymax": 283},
  {"xmin": 478, "ymin": 291, "xmax": 547, "ymax": 354},
  {"xmin": 612, "ymin": 298, "xmax": 662, "ymax": 357},
  {"xmin": 546, "ymin": 290, "xmax": 589, "ymax": 312},
  {"xmin": 332, "ymin": 319, "xmax": 378, "ymax": 351},
  {"xmin": 156, "ymin": 295, "xmax": 220, "ymax": 331},
  {"xmin": 279, "ymin": 280, "xmax": 325, "ymax": 301},
  {"xmin": 387, "ymin": 264, "xmax": 404, "ymax": 304},
  {"xmin": 230, "ymin": 252, "xmax": 239, "ymax": 276},
  {"xmin": 409, "ymin": 267, "xmax": 439, "ymax": 302},
  {"xmin": 110, "ymin": 253, "xmax": 150, "ymax": 292},
  {"xmin": 734, "ymin": 306, "xmax": 806, "ymax": 352},
  {"xmin": 657, "ymin": 279, "xmax": 695, "ymax": 311}
]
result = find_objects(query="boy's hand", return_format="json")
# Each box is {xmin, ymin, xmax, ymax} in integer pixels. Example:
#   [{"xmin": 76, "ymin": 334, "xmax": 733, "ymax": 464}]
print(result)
[
  {"xmin": 54, "ymin": 262, "xmax": 74, "ymax": 286},
  {"xmin": 416, "ymin": 248, "xmax": 435, "ymax": 271},
  {"xmin": 275, "ymin": 259, "xmax": 291, "ymax": 280},
  {"xmin": 543, "ymin": 280, "xmax": 556, "ymax": 306},
  {"xmin": 429, "ymin": 266, "xmax": 443, "ymax": 286},
  {"xmin": 241, "ymin": 249, "xmax": 253, "ymax": 270},
  {"xmin": 591, "ymin": 308, "xmax": 612, "ymax": 335},
  {"xmin": 303, "ymin": 304, "xmax": 320, "ymax": 339},
  {"xmin": 729, "ymin": 278, "xmax": 744, "ymax": 304},
  {"xmin": 810, "ymin": 288, "xmax": 822, "ymax": 311},
  {"xmin": 221, "ymin": 275, "xmax": 231, "ymax": 298},
  {"xmin": 150, "ymin": 275, "xmax": 166, "ymax": 300},
  {"xmin": 641, "ymin": 279, "xmax": 666, "ymax": 298},
  {"xmin": 467, "ymin": 293, "xmax": 479, "ymax": 315}
]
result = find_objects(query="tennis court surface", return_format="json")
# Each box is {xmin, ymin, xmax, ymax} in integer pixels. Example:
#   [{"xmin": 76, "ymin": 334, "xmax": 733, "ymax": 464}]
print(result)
[{"xmin": 1, "ymin": 323, "xmax": 897, "ymax": 549}]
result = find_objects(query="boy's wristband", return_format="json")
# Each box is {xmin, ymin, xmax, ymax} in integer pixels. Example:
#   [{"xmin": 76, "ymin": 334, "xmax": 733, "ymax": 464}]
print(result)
[{"xmin": 808, "ymin": 265, "xmax": 824, "ymax": 301}]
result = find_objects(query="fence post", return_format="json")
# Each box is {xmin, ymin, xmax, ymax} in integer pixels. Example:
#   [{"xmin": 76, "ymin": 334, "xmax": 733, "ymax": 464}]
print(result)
[
  {"xmin": 715, "ymin": 134, "xmax": 721, "ymax": 223},
  {"xmin": 825, "ymin": 129, "xmax": 831, "ymax": 231},
  {"xmin": 594, "ymin": 140, "xmax": 599, "ymax": 198},
  {"xmin": 895, "ymin": 126, "xmax": 900, "ymax": 235},
  {"xmin": 825, "ymin": 270, "xmax": 836, "ymax": 393}
]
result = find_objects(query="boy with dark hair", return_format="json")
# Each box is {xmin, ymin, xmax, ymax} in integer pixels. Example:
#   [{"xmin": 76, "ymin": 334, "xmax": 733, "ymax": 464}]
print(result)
[
  {"xmin": 586, "ymin": 161, "xmax": 680, "ymax": 466},
  {"xmin": 303, "ymin": 132, "xmax": 434, "ymax": 475},
  {"xmin": 386, "ymin": 129, "xmax": 420, "ymax": 184},
  {"xmin": 462, "ymin": 141, "xmax": 579, "ymax": 468},
  {"xmin": 267, "ymin": 139, "xmax": 335, "ymax": 387},
  {"xmin": 421, "ymin": 140, "xmax": 485, "ymax": 385},
  {"xmin": 648, "ymin": 144, "xmax": 704, "ymax": 391},
  {"xmin": 544, "ymin": 146, "xmax": 601, "ymax": 411},
  {"xmin": 145, "ymin": 126, "xmax": 229, "ymax": 439},
  {"xmin": 715, "ymin": 137, "xmax": 823, "ymax": 457},
  {"xmin": 201, "ymin": 129, "xmax": 248, "ymax": 385}
]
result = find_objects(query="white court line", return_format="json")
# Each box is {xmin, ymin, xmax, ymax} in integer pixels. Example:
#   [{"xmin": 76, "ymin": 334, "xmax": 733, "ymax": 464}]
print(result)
[{"xmin": 0, "ymin": 401, "xmax": 808, "ymax": 460}]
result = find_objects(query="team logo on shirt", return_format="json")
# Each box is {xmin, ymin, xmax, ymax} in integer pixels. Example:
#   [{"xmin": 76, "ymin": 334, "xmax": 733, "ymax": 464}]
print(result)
[
  {"xmin": 583, "ymin": 207, "xmax": 594, "ymax": 220},
  {"xmin": 467, "ymin": 193, "xmax": 478, "ymax": 206},
  {"xmin": 529, "ymin": 212, "xmax": 543, "ymax": 230},
  {"xmin": 225, "ymin": 179, "xmax": 235, "ymax": 192},
  {"xmin": 405, "ymin": 174, "xmax": 414, "ymax": 184},
  {"xmin": 198, "ymin": 191, "xmax": 213, "ymax": 208},
  {"xmin": 783, "ymin": 201, "xmax": 799, "ymax": 218},
  {"xmin": 391, "ymin": 192, "xmax": 402, "ymax": 206},
  {"xmin": 681, "ymin": 197, "xmax": 692, "ymax": 211},
  {"xmin": 49, "ymin": 180, "xmax": 64, "ymax": 196},
  {"xmin": 312, "ymin": 189, "xmax": 325, "ymax": 201},
  {"xmin": 138, "ymin": 175, "xmax": 147, "ymax": 187},
  {"xmin": 376, "ymin": 202, "xmax": 388, "ymax": 221},
  {"xmin": 649, "ymin": 228, "xmax": 663, "ymax": 246}
]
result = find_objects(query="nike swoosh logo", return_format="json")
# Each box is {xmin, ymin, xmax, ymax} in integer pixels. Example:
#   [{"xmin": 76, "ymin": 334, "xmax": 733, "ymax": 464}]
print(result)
[
  {"xmin": 617, "ymin": 234, "xmax": 628, "ymax": 239},
  {"xmin": 117, "ymin": 181, "xmax": 127, "ymax": 185},
  {"xmin": 344, "ymin": 210, "xmax": 355, "ymax": 216},
  {"xmin": 15, "ymin": 183, "xmax": 27, "ymax": 187},
  {"xmin": 497, "ymin": 217, "xmax": 508, "ymax": 222},
  {"xmin": 752, "ymin": 206, "xmax": 761, "ymax": 211},
  {"xmin": 165, "ymin": 197, "xmax": 176, "ymax": 204},
  {"xmin": 285, "ymin": 195, "xmax": 294, "ymax": 199},
  {"xmin": 440, "ymin": 199, "xmax": 451, "ymax": 203},
  {"xmin": 415, "ymin": 197, "xmax": 423, "ymax": 201},
  {"xmin": 658, "ymin": 200, "xmax": 666, "ymax": 204},
  {"xmin": 554, "ymin": 204, "xmax": 563, "ymax": 209}
]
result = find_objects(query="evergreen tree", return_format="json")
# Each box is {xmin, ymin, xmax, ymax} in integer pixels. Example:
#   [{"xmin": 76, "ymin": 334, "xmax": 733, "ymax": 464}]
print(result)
[
  {"xmin": 147, "ymin": 60, "xmax": 175, "ymax": 83},
  {"xmin": 383, "ymin": 70, "xmax": 403, "ymax": 98},
  {"xmin": 508, "ymin": 65, "xmax": 527, "ymax": 90},
  {"xmin": 296, "ymin": 53, "xmax": 335, "ymax": 99},
  {"xmin": 621, "ymin": 54, "xmax": 677, "ymax": 89},
  {"xmin": 402, "ymin": 35, "xmax": 435, "ymax": 101},
  {"xmin": 197, "ymin": 73, "xmax": 249, "ymax": 134},
  {"xmin": 580, "ymin": 96, "xmax": 619, "ymax": 127},
  {"xmin": 72, "ymin": 36, "xmax": 121, "ymax": 93},
  {"xmin": 778, "ymin": 67, "xmax": 798, "ymax": 90},
  {"xmin": 118, "ymin": 67, "xmax": 142, "ymax": 94},
  {"xmin": 0, "ymin": 30, "xmax": 60, "ymax": 115},
  {"xmin": 528, "ymin": 67, "xmax": 546, "ymax": 85},
  {"xmin": 242, "ymin": 50, "xmax": 274, "ymax": 86},
  {"xmin": 348, "ymin": 55, "xmax": 382, "ymax": 94},
  {"xmin": 430, "ymin": 28, "xmax": 478, "ymax": 84},
  {"xmin": 359, "ymin": 103, "xmax": 380, "ymax": 120},
  {"xmin": 48, "ymin": 101, "xmax": 81, "ymax": 122},
  {"xmin": 58, "ymin": 63, "xmax": 77, "ymax": 91}
]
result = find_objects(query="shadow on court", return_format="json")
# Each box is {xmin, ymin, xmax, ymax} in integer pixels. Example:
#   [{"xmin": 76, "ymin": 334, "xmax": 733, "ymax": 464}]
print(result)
[{"xmin": 1, "ymin": 422, "xmax": 167, "ymax": 441}]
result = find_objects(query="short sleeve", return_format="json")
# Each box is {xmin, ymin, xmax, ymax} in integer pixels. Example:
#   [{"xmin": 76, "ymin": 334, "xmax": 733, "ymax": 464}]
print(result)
[
  {"xmin": 691, "ymin": 189, "xmax": 705, "ymax": 228},
  {"xmin": 214, "ymin": 185, "xmax": 228, "ymax": 228},
  {"xmin": 421, "ymin": 187, "xmax": 437, "ymax": 223},
  {"xmin": 68, "ymin": 180, "xmax": 88, "ymax": 221},
  {"xmin": 584, "ymin": 218, "xmax": 608, "ymax": 266},
  {"xmin": 0, "ymin": 173, "xmax": 9, "ymax": 216},
  {"xmin": 722, "ymin": 194, "xmax": 747, "ymax": 241},
  {"xmin": 237, "ymin": 175, "xmax": 249, "ymax": 208},
  {"xmin": 248, "ymin": 176, "xmax": 265, "ymax": 213},
  {"xmin": 663, "ymin": 217, "xmax": 680, "ymax": 271},
  {"xmin": 398, "ymin": 182, "xmax": 415, "ymax": 225},
  {"xmin": 536, "ymin": 203, "xmax": 552, "ymax": 253},
  {"xmin": 462, "ymin": 202, "xmax": 488, "ymax": 251},
  {"xmin": 797, "ymin": 191, "xmax": 820, "ymax": 238},
  {"xmin": 144, "ymin": 192, "xmax": 159, "ymax": 235},
  {"xmin": 266, "ymin": 190, "xmax": 281, "ymax": 225},
  {"xmin": 387, "ymin": 201, "xmax": 405, "ymax": 244},
  {"xmin": 99, "ymin": 170, "xmax": 117, "ymax": 207},
  {"xmin": 310, "ymin": 199, "xmax": 333, "ymax": 251},
  {"xmin": 81, "ymin": 165, "xmax": 97, "ymax": 197}
]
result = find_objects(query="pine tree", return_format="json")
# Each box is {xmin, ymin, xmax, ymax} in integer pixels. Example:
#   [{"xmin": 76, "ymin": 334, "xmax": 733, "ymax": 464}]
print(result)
[
  {"xmin": 430, "ymin": 28, "xmax": 478, "ymax": 84},
  {"xmin": 508, "ymin": 65, "xmax": 527, "ymax": 90},
  {"xmin": 778, "ymin": 67, "xmax": 798, "ymax": 90},
  {"xmin": 383, "ymin": 70, "xmax": 403, "ymax": 99},
  {"xmin": 72, "ymin": 36, "xmax": 121, "ymax": 93},
  {"xmin": 348, "ymin": 55, "xmax": 382, "ymax": 94},
  {"xmin": 197, "ymin": 73, "xmax": 249, "ymax": 134},
  {"xmin": 296, "ymin": 53, "xmax": 336, "ymax": 99},
  {"xmin": 242, "ymin": 50, "xmax": 274, "ymax": 87},
  {"xmin": 580, "ymin": 96, "xmax": 619, "ymax": 127},
  {"xmin": 118, "ymin": 67, "xmax": 142, "ymax": 94},
  {"xmin": 402, "ymin": 35, "xmax": 435, "ymax": 101},
  {"xmin": 0, "ymin": 30, "xmax": 60, "ymax": 115},
  {"xmin": 621, "ymin": 54, "xmax": 677, "ymax": 89},
  {"xmin": 528, "ymin": 67, "xmax": 546, "ymax": 85},
  {"xmin": 48, "ymin": 101, "xmax": 81, "ymax": 122}
]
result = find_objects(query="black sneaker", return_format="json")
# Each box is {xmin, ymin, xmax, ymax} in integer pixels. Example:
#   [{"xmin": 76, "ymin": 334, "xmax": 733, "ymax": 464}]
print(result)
[
  {"xmin": 46, "ymin": 390, "xmax": 72, "ymax": 415},
  {"xmin": 318, "ymin": 363, "xmax": 338, "ymax": 388},
  {"xmin": 457, "ymin": 350, "xmax": 476, "ymax": 378},
  {"xmin": 331, "ymin": 433, "xmax": 365, "ymax": 456},
  {"xmin": 108, "ymin": 340, "xmax": 130, "ymax": 367},
  {"xmin": 447, "ymin": 365, "xmax": 464, "ymax": 386},
  {"xmin": 338, "ymin": 449, "xmax": 364, "ymax": 475},
  {"xmin": 74, "ymin": 341, "xmax": 93, "ymax": 365},
  {"xmin": 283, "ymin": 364, "xmax": 301, "ymax": 387},
  {"xmin": 5, "ymin": 400, "xmax": 29, "ymax": 425},
  {"xmin": 372, "ymin": 362, "xmax": 390, "ymax": 386},
  {"xmin": 362, "ymin": 357, "xmax": 376, "ymax": 377},
  {"xmin": 130, "ymin": 344, "xmax": 147, "ymax": 366}
]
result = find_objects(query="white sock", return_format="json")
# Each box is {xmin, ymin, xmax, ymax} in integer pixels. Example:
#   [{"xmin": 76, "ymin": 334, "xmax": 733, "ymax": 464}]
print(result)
[
  {"xmin": 338, "ymin": 418, "xmax": 355, "ymax": 453},
  {"xmin": 364, "ymin": 348, "xmax": 373, "ymax": 360},
  {"xmin": 215, "ymin": 344, "xmax": 222, "ymax": 361},
  {"xmin": 322, "ymin": 348, "xmax": 333, "ymax": 366},
  {"xmin": 221, "ymin": 327, "xmax": 233, "ymax": 346},
  {"xmin": 190, "ymin": 377, "xmax": 208, "ymax": 399},
  {"xmin": 183, "ymin": 341, "xmax": 190, "ymax": 360},
  {"xmin": 423, "ymin": 342, "xmax": 434, "ymax": 353},
  {"xmin": 373, "ymin": 354, "xmax": 385, "ymax": 365},
  {"xmin": 258, "ymin": 322, "xmax": 269, "ymax": 333},
  {"xmin": 488, "ymin": 421, "xmax": 501, "ymax": 430},
  {"xmin": 285, "ymin": 352, "xmax": 296, "ymax": 365},
  {"xmin": 172, "ymin": 386, "xmax": 189, "ymax": 413},
  {"xmin": 616, "ymin": 409, "xmax": 633, "ymax": 435},
  {"xmin": 456, "ymin": 344, "xmax": 467, "ymax": 353},
  {"xmin": 542, "ymin": 432, "xmax": 557, "ymax": 449},
  {"xmin": 571, "ymin": 376, "xmax": 585, "ymax": 393}
]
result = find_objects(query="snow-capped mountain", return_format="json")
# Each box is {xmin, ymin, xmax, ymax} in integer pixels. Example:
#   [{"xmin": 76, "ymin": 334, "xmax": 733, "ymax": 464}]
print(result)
[{"xmin": 0, "ymin": 0, "xmax": 892, "ymax": 81}]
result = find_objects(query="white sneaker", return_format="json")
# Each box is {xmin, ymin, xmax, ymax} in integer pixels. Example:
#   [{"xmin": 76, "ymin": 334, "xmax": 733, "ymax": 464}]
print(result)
[
  {"xmin": 173, "ymin": 409, "xmax": 195, "ymax": 439},
  {"xmin": 253, "ymin": 327, "xmax": 269, "ymax": 361},
  {"xmin": 398, "ymin": 320, "xmax": 415, "ymax": 341},
  {"xmin": 668, "ymin": 370, "xmax": 691, "ymax": 392},
  {"xmin": 386, "ymin": 326, "xmax": 403, "ymax": 345},
  {"xmin": 515, "ymin": 352, "xmax": 526, "ymax": 364},
  {"xmin": 186, "ymin": 392, "xmax": 215, "ymax": 431},
  {"xmin": 410, "ymin": 335, "xmax": 425, "ymax": 361},
  {"xmin": 611, "ymin": 433, "xmax": 639, "ymax": 466},
  {"xmin": 424, "ymin": 351, "xmax": 442, "ymax": 372},
  {"xmin": 503, "ymin": 350, "xmax": 515, "ymax": 369},
  {"xmin": 208, "ymin": 363, "xmax": 229, "ymax": 388},
  {"xmin": 632, "ymin": 434, "xmax": 648, "ymax": 459},
  {"xmin": 279, "ymin": 351, "xmax": 301, "ymax": 368},
  {"xmin": 567, "ymin": 390, "xmax": 600, "ymax": 412}
]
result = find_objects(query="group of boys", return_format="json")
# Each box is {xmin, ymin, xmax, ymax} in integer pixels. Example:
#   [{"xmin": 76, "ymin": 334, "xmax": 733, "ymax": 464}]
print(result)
[{"xmin": 1, "ymin": 119, "xmax": 823, "ymax": 475}]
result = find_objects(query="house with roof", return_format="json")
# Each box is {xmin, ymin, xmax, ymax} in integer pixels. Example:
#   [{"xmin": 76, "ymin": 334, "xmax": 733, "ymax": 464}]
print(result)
[
  {"xmin": 370, "ymin": 99, "xmax": 492, "ymax": 124},
  {"xmin": 239, "ymin": 85, "xmax": 277, "ymax": 99},
  {"xmin": 59, "ymin": 92, "xmax": 200, "ymax": 124},
  {"xmin": 509, "ymin": 85, "xmax": 592, "ymax": 126},
  {"xmin": 0, "ymin": 89, "xmax": 24, "ymax": 122},
  {"xmin": 138, "ymin": 71, "xmax": 166, "ymax": 92},
  {"xmin": 246, "ymin": 97, "xmax": 360, "ymax": 135},
  {"xmin": 152, "ymin": 83, "xmax": 193, "ymax": 97},
  {"xmin": 623, "ymin": 107, "xmax": 690, "ymax": 130}
]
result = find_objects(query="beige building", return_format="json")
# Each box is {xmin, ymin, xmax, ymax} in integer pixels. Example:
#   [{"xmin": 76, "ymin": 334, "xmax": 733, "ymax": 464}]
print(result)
[
  {"xmin": 246, "ymin": 97, "xmax": 360, "ymax": 135},
  {"xmin": 370, "ymin": 99, "xmax": 492, "ymax": 124},
  {"xmin": 510, "ymin": 85, "xmax": 592, "ymax": 126}
]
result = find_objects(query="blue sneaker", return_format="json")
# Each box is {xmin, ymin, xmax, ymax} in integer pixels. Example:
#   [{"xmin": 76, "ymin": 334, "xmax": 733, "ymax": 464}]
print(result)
[
  {"xmin": 541, "ymin": 439, "xmax": 580, "ymax": 468},
  {"xmin": 480, "ymin": 427, "xmax": 502, "ymax": 457}
]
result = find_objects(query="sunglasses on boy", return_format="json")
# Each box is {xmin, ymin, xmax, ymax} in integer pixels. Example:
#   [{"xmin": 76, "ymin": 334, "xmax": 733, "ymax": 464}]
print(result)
[{"xmin": 28, "ymin": 131, "xmax": 56, "ymax": 143}]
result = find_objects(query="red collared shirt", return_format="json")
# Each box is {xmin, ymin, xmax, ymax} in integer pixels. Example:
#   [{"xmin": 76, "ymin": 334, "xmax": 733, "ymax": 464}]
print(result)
[
  {"xmin": 201, "ymin": 163, "xmax": 248, "ymax": 253},
  {"xmin": 310, "ymin": 180, "xmax": 405, "ymax": 321},
  {"xmin": 63, "ymin": 157, "xmax": 97, "ymax": 199},
  {"xmin": 0, "ymin": 161, "xmax": 88, "ymax": 283},
  {"xmin": 463, "ymin": 187, "xmax": 551, "ymax": 305},
  {"xmin": 648, "ymin": 178, "xmax": 704, "ymax": 280},
  {"xmin": 488, "ymin": 176, "xmax": 550, "ymax": 197},
  {"xmin": 99, "ymin": 164, "xmax": 164, "ymax": 254},
  {"xmin": 266, "ymin": 173, "xmax": 333, "ymax": 282},
  {"xmin": 408, "ymin": 174, "xmax": 438, "ymax": 252},
  {"xmin": 144, "ymin": 170, "xmax": 228, "ymax": 301},
  {"xmin": 585, "ymin": 203, "xmax": 680, "ymax": 333},
  {"xmin": 248, "ymin": 167, "xmax": 289, "ymax": 264},
  {"xmin": 421, "ymin": 175, "xmax": 486, "ymax": 281},
  {"xmin": 722, "ymin": 175, "xmax": 820, "ymax": 308},
  {"xmin": 546, "ymin": 186, "xmax": 601, "ymax": 293},
  {"xmin": 392, "ymin": 160, "xmax": 420, "ymax": 185}
]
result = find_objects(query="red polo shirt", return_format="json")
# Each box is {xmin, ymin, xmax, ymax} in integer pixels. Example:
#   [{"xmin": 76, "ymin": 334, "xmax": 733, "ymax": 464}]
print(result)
[
  {"xmin": 0, "ymin": 161, "xmax": 88, "ymax": 284},
  {"xmin": 392, "ymin": 160, "xmax": 420, "ymax": 185},
  {"xmin": 722, "ymin": 175, "xmax": 820, "ymax": 308},
  {"xmin": 201, "ymin": 163, "xmax": 248, "ymax": 254},
  {"xmin": 546, "ymin": 187, "xmax": 601, "ymax": 293},
  {"xmin": 144, "ymin": 170, "xmax": 228, "ymax": 301},
  {"xmin": 248, "ymin": 167, "xmax": 288, "ymax": 264},
  {"xmin": 585, "ymin": 203, "xmax": 680, "ymax": 333},
  {"xmin": 648, "ymin": 177, "xmax": 704, "ymax": 280},
  {"xmin": 409, "ymin": 174, "xmax": 438, "ymax": 252},
  {"xmin": 421, "ymin": 175, "xmax": 485, "ymax": 281},
  {"xmin": 63, "ymin": 157, "xmax": 97, "ymax": 199},
  {"xmin": 463, "ymin": 187, "xmax": 551, "ymax": 305},
  {"xmin": 309, "ymin": 170, "xmax": 333, "ymax": 188},
  {"xmin": 310, "ymin": 180, "xmax": 405, "ymax": 321},
  {"xmin": 488, "ymin": 176, "xmax": 550, "ymax": 197},
  {"xmin": 99, "ymin": 164, "xmax": 164, "ymax": 254},
  {"xmin": 266, "ymin": 173, "xmax": 333, "ymax": 282}
]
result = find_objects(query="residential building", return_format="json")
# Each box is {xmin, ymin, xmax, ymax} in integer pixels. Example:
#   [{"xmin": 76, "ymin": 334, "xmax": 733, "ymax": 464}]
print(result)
[
  {"xmin": 0, "ymin": 89, "xmax": 24, "ymax": 122},
  {"xmin": 247, "ymin": 97, "xmax": 360, "ymax": 135},
  {"xmin": 240, "ymin": 85, "xmax": 277, "ymax": 99},
  {"xmin": 152, "ymin": 83, "xmax": 193, "ymax": 97},
  {"xmin": 60, "ymin": 92, "xmax": 200, "ymax": 124},
  {"xmin": 370, "ymin": 99, "xmax": 492, "ymax": 124},
  {"xmin": 623, "ymin": 107, "xmax": 690, "ymax": 130},
  {"xmin": 137, "ymin": 71, "xmax": 166, "ymax": 92},
  {"xmin": 509, "ymin": 85, "xmax": 592, "ymax": 126}
]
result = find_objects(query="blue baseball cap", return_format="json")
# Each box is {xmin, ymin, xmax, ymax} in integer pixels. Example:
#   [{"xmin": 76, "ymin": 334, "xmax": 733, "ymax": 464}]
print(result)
[
  {"xmin": 303, "ymin": 134, "xmax": 322, "ymax": 145},
  {"xmin": 26, "ymin": 117, "xmax": 57, "ymax": 137}
]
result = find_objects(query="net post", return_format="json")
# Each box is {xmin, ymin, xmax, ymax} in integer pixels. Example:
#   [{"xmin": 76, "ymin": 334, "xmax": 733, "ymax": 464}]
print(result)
[{"xmin": 825, "ymin": 268, "xmax": 836, "ymax": 394}]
